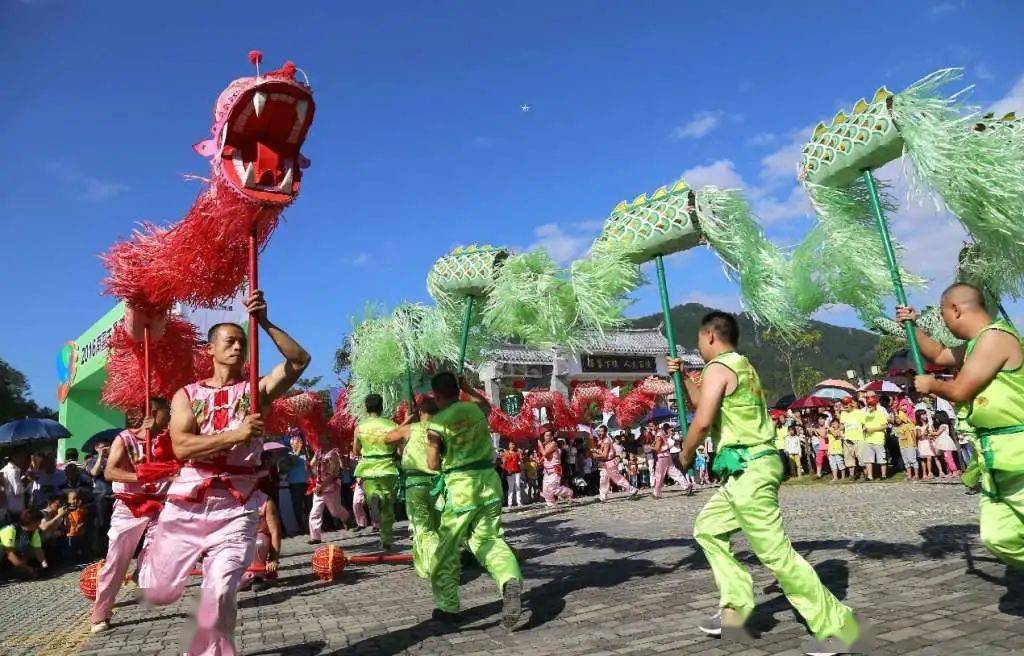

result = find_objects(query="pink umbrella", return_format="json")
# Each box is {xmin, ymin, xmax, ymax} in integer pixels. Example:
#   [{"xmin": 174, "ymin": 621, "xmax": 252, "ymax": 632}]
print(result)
[
  {"xmin": 263, "ymin": 440, "xmax": 289, "ymax": 452},
  {"xmin": 858, "ymin": 379, "xmax": 902, "ymax": 394},
  {"xmin": 814, "ymin": 378, "xmax": 857, "ymax": 391}
]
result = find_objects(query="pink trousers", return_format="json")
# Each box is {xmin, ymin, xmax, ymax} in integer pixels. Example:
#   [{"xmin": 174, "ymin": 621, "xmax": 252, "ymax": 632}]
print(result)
[
  {"xmin": 309, "ymin": 487, "xmax": 351, "ymax": 540},
  {"xmin": 91, "ymin": 501, "xmax": 157, "ymax": 624},
  {"xmin": 352, "ymin": 484, "xmax": 372, "ymax": 528},
  {"xmin": 241, "ymin": 533, "xmax": 274, "ymax": 586},
  {"xmin": 652, "ymin": 455, "xmax": 688, "ymax": 498},
  {"xmin": 140, "ymin": 491, "xmax": 262, "ymax": 656},
  {"xmin": 942, "ymin": 450, "xmax": 960, "ymax": 474},
  {"xmin": 541, "ymin": 472, "xmax": 573, "ymax": 507},
  {"xmin": 599, "ymin": 461, "xmax": 636, "ymax": 501}
]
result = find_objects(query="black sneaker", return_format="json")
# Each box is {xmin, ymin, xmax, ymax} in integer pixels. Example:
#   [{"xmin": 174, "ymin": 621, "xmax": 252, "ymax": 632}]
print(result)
[
  {"xmin": 307, "ymin": 538, "xmax": 322, "ymax": 545},
  {"xmin": 430, "ymin": 608, "xmax": 461, "ymax": 623},
  {"xmin": 698, "ymin": 611, "xmax": 722, "ymax": 637},
  {"xmin": 500, "ymin": 579, "xmax": 523, "ymax": 630}
]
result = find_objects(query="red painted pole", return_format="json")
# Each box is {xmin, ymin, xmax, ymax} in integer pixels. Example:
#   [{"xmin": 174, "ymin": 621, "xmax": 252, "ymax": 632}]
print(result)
[
  {"xmin": 143, "ymin": 323, "xmax": 152, "ymax": 463},
  {"xmin": 248, "ymin": 226, "xmax": 261, "ymax": 415}
]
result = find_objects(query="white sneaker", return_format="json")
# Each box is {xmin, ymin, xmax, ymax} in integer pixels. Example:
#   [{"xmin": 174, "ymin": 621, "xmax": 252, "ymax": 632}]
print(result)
[{"xmin": 90, "ymin": 621, "xmax": 110, "ymax": 634}]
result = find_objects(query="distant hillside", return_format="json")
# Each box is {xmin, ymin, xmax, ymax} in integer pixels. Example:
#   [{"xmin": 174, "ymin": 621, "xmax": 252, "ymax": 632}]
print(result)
[{"xmin": 630, "ymin": 303, "xmax": 881, "ymax": 402}]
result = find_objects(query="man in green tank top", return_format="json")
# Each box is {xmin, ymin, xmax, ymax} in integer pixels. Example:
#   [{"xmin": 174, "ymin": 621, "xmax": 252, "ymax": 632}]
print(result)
[
  {"xmin": 352, "ymin": 394, "xmax": 398, "ymax": 549},
  {"xmin": 384, "ymin": 397, "xmax": 441, "ymax": 579},
  {"xmin": 669, "ymin": 311, "xmax": 859, "ymax": 655},
  {"xmin": 425, "ymin": 372, "xmax": 522, "ymax": 630},
  {"xmin": 897, "ymin": 283, "xmax": 1024, "ymax": 569}
]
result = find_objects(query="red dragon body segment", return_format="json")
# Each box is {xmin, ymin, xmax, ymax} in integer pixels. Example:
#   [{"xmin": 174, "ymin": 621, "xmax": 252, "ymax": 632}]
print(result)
[{"xmin": 100, "ymin": 53, "xmax": 314, "ymax": 413}]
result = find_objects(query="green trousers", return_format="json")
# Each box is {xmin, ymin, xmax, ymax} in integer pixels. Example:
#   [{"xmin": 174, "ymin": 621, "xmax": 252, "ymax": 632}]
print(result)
[
  {"xmin": 979, "ymin": 469, "xmax": 1024, "ymax": 569},
  {"xmin": 431, "ymin": 472, "xmax": 521, "ymax": 612},
  {"xmin": 405, "ymin": 481, "xmax": 441, "ymax": 579},
  {"xmin": 693, "ymin": 454, "xmax": 857, "ymax": 643},
  {"xmin": 363, "ymin": 475, "xmax": 397, "ymax": 546}
]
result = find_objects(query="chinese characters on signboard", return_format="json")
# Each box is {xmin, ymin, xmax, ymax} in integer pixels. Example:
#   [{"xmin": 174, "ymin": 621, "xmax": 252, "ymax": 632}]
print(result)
[{"xmin": 580, "ymin": 354, "xmax": 657, "ymax": 373}]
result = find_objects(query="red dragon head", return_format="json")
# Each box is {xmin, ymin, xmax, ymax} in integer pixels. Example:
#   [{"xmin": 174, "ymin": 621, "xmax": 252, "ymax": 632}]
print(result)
[{"xmin": 193, "ymin": 52, "xmax": 315, "ymax": 204}]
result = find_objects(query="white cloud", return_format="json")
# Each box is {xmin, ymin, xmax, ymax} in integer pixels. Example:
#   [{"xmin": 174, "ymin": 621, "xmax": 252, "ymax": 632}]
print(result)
[
  {"xmin": 47, "ymin": 161, "xmax": 129, "ymax": 202},
  {"xmin": 975, "ymin": 63, "xmax": 994, "ymax": 80},
  {"xmin": 529, "ymin": 223, "xmax": 595, "ymax": 265},
  {"xmin": 758, "ymin": 125, "xmax": 814, "ymax": 184},
  {"xmin": 342, "ymin": 253, "xmax": 371, "ymax": 266},
  {"xmin": 747, "ymin": 132, "xmax": 777, "ymax": 146},
  {"xmin": 671, "ymin": 111, "xmax": 722, "ymax": 140},
  {"xmin": 989, "ymin": 73, "xmax": 1024, "ymax": 118},
  {"xmin": 751, "ymin": 185, "xmax": 813, "ymax": 225},
  {"xmin": 680, "ymin": 159, "xmax": 744, "ymax": 189},
  {"xmin": 928, "ymin": 2, "xmax": 956, "ymax": 15}
]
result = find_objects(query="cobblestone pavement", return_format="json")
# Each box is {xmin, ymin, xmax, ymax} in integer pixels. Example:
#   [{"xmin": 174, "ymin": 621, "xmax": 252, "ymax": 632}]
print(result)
[{"xmin": 2, "ymin": 479, "xmax": 1021, "ymax": 655}]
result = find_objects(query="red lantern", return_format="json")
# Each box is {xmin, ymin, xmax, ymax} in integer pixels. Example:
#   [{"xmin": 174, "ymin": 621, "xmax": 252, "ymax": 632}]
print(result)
[
  {"xmin": 312, "ymin": 545, "xmax": 347, "ymax": 581},
  {"xmin": 81, "ymin": 560, "xmax": 104, "ymax": 600},
  {"xmin": 511, "ymin": 379, "xmax": 526, "ymax": 390}
]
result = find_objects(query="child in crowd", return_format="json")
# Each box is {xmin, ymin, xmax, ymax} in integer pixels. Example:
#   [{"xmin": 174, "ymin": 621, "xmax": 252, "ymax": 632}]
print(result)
[
  {"xmin": 351, "ymin": 478, "xmax": 370, "ymax": 530},
  {"xmin": 627, "ymin": 458, "xmax": 639, "ymax": 489},
  {"xmin": 785, "ymin": 425, "xmax": 804, "ymax": 476},
  {"xmin": 523, "ymin": 455, "xmax": 538, "ymax": 504},
  {"xmin": 895, "ymin": 411, "xmax": 918, "ymax": 480},
  {"xmin": 694, "ymin": 446, "xmax": 710, "ymax": 486},
  {"xmin": 63, "ymin": 490, "xmax": 88, "ymax": 563},
  {"xmin": 637, "ymin": 457, "xmax": 650, "ymax": 488},
  {"xmin": 916, "ymin": 410, "xmax": 937, "ymax": 480}
]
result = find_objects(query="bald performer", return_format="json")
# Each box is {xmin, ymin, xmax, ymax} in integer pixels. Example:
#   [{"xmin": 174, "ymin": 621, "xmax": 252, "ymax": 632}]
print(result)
[{"xmin": 897, "ymin": 282, "xmax": 1024, "ymax": 569}]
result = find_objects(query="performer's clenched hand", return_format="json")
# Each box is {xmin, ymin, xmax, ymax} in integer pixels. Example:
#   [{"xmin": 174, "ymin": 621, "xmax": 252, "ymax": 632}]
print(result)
[
  {"xmin": 666, "ymin": 357, "xmax": 682, "ymax": 374},
  {"xmin": 246, "ymin": 289, "xmax": 269, "ymax": 325},
  {"xmin": 895, "ymin": 305, "xmax": 917, "ymax": 323},
  {"xmin": 237, "ymin": 413, "xmax": 264, "ymax": 441}
]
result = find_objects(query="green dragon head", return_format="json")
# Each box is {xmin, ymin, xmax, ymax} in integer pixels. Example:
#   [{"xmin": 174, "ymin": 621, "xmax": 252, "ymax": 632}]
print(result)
[{"xmin": 591, "ymin": 179, "xmax": 700, "ymax": 264}]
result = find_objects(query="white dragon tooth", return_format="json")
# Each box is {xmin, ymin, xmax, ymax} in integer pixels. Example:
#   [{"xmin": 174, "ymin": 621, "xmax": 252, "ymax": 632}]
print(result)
[
  {"xmin": 253, "ymin": 91, "xmax": 267, "ymax": 117},
  {"xmin": 243, "ymin": 163, "xmax": 256, "ymax": 187},
  {"xmin": 278, "ymin": 167, "xmax": 294, "ymax": 192},
  {"xmin": 219, "ymin": 124, "xmax": 228, "ymax": 149},
  {"xmin": 295, "ymin": 100, "xmax": 308, "ymax": 123}
]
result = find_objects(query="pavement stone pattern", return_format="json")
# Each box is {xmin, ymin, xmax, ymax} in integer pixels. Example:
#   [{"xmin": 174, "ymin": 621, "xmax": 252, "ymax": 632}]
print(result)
[{"xmin": 1, "ymin": 479, "xmax": 1021, "ymax": 655}]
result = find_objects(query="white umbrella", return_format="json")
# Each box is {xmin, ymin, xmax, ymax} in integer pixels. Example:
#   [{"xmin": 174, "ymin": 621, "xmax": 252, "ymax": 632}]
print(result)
[
  {"xmin": 810, "ymin": 387, "xmax": 852, "ymax": 400},
  {"xmin": 858, "ymin": 379, "xmax": 901, "ymax": 394}
]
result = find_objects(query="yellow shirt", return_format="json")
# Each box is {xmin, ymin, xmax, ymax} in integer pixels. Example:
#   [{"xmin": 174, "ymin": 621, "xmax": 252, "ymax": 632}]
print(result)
[
  {"xmin": 774, "ymin": 426, "xmax": 788, "ymax": 450},
  {"xmin": 862, "ymin": 408, "xmax": 889, "ymax": 446},
  {"xmin": 840, "ymin": 409, "xmax": 866, "ymax": 442}
]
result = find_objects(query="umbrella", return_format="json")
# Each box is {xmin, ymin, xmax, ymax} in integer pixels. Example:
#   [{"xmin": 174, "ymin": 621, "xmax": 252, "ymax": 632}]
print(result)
[
  {"xmin": 263, "ymin": 441, "xmax": 289, "ymax": 452},
  {"xmin": 0, "ymin": 418, "xmax": 70, "ymax": 446},
  {"xmin": 81, "ymin": 428, "xmax": 122, "ymax": 453},
  {"xmin": 810, "ymin": 387, "xmax": 852, "ymax": 400},
  {"xmin": 859, "ymin": 379, "xmax": 902, "ymax": 394},
  {"xmin": 814, "ymin": 379, "xmax": 857, "ymax": 391},
  {"xmin": 789, "ymin": 395, "xmax": 832, "ymax": 410},
  {"xmin": 772, "ymin": 394, "xmax": 796, "ymax": 409}
]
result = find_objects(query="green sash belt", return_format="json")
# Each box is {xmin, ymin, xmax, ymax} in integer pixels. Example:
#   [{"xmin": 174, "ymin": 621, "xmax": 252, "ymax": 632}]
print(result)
[
  {"xmin": 404, "ymin": 471, "xmax": 437, "ymax": 490},
  {"xmin": 430, "ymin": 459, "xmax": 497, "ymax": 512},
  {"xmin": 361, "ymin": 453, "xmax": 396, "ymax": 459},
  {"xmin": 712, "ymin": 444, "xmax": 777, "ymax": 481},
  {"xmin": 973, "ymin": 424, "xmax": 1024, "ymax": 500}
]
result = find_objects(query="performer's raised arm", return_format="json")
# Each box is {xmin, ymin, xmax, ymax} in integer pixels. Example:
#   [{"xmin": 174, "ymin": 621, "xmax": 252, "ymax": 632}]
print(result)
[
  {"xmin": 895, "ymin": 305, "xmax": 964, "ymax": 368},
  {"xmin": 248, "ymin": 290, "xmax": 311, "ymax": 403}
]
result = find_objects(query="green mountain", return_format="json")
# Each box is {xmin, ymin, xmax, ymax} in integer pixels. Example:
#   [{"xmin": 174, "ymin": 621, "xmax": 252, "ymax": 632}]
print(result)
[{"xmin": 630, "ymin": 303, "xmax": 882, "ymax": 402}]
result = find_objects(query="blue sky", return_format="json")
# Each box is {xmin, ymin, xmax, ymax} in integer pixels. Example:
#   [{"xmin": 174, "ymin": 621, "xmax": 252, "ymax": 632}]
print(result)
[{"xmin": 3, "ymin": 1, "xmax": 1023, "ymax": 406}]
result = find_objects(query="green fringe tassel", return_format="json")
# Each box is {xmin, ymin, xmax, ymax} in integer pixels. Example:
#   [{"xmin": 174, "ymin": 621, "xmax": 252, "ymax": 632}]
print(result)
[
  {"xmin": 693, "ymin": 187, "xmax": 806, "ymax": 336},
  {"xmin": 804, "ymin": 179, "xmax": 924, "ymax": 326},
  {"xmin": 568, "ymin": 252, "xmax": 641, "ymax": 337},
  {"xmin": 894, "ymin": 68, "xmax": 1024, "ymax": 300}
]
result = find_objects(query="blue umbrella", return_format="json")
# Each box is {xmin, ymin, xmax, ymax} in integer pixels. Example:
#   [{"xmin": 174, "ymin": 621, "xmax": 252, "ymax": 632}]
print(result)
[
  {"xmin": 81, "ymin": 428, "xmax": 123, "ymax": 454},
  {"xmin": 0, "ymin": 418, "xmax": 70, "ymax": 446}
]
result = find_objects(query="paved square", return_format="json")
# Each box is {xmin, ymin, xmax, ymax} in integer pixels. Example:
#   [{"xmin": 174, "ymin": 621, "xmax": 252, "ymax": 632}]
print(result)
[{"xmin": 2, "ymin": 480, "xmax": 1021, "ymax": 655}]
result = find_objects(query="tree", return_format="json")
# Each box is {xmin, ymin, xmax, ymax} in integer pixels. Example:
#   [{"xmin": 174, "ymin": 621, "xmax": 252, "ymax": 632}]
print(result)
[
  {"xmin": 874, "ymin": 335, "xmax": 906, "ymax": 372},
  {"xmin": 794, "ymin": 366, "xmax": 825, "ymax": 397},
  {"xmin": 333, "ymin": 342, "xmax": 352, "ymax": 383},
  {"xmin": 762, "ymin": 329, "xmax": 823, "ymax": 396},
  {"xmin": 1, "ymin": 358, "xmax": 57, "ymax": 423},
  {"xmin": 294, "ymin": 376, "xmax": 323, "ymax": 392}
]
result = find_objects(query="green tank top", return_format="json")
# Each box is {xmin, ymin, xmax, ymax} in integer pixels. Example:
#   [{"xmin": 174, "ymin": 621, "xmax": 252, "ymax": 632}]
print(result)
[
  {"xmin": 704, "ymin": 351, "xmax": 774, "ymax": 449},
  {"xmin": 401, "ymin": 422, "xmax": 438, "ymax": 476},
  {"xmin": 964, "ymin": 320, "xmax": 1024, "ymax": 472},
  {"xmin": 429, "ymin": 401, "xmax": 493, "ymax": 471},
  {"xmin": 354, "ymin": 416, "xmax": 399, "ymax": 478}
]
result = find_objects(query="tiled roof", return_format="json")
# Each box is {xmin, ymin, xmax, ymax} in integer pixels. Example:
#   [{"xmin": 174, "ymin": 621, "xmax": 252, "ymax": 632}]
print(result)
[{"xmin": 483, "ymin": 327, "xmax": 703, "ymax": 366}]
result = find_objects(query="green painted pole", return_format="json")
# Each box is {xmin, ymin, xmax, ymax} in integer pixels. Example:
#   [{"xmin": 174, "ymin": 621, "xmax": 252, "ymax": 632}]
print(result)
[
  {"xmin": 404, "ymin": 362, "xmax": 415, "ymax": 408},
  {"xmin": 862, "ymin": 170, "xmax": 926, "ymax": 374},
  {"xmin": 457, "ymin": 295, "xmax": 475, "ymax": 374},
  {"xmin": 654, "ymin": 255, "xmax": 689, "ymax": 432}
]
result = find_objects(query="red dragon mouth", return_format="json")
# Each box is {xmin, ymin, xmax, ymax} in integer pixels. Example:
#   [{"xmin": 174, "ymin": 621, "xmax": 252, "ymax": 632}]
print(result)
[{"xmin": 218, "ymin": 80, "xmax": 313, "ymax": 202}]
